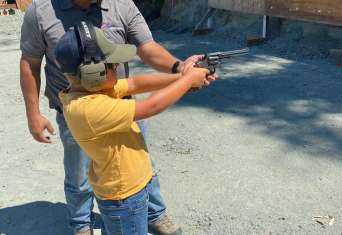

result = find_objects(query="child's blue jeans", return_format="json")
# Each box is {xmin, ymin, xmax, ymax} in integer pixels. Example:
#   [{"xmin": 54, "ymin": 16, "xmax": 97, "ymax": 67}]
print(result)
[{"xmin": 96, "ymin": 183, "xmax": 151, "ymax": 235}]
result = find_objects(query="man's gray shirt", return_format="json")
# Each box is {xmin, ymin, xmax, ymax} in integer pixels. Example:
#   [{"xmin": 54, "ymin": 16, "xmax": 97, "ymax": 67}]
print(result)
[{"xmin": 20, "ymin": 0, "xmax": 153, "ymax": 110}]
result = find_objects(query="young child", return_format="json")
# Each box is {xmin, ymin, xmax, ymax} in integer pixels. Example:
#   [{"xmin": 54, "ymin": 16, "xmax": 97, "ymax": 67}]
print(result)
[{"xmin": 55, "ymin": 22, "xmax": 211, "ymax": 235}]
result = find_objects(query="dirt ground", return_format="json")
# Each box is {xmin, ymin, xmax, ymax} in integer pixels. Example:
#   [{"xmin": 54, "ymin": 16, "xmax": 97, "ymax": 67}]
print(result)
[{"xmin": 1, "ymin": 11, "xmax": 342, "ymax": 235}]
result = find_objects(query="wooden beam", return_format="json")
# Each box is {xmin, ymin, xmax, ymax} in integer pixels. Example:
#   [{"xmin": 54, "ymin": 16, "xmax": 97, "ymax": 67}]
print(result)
[
  {"xmin": 0, "ymin": 3, "xmax": 17, "ymax": 9},
  {"xmin": 209, "ymin": 0, "xmax": 265, "ymax": 15},
  {"xmin": 17, "ymin": 0, "xmax": 32, "ymax": 11},
  {"xmin": 266, "ymin": 0, "xmax": 342, "ymax": 26},
  {"xmin": 208, "ymin": 0, "xmax": 342, "ymax": 26}
]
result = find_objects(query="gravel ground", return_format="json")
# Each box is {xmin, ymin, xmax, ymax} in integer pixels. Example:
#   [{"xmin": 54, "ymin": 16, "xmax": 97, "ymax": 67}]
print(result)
[{"xmin": 1, "ymin": 11, "xmax": 342, "ymax": 235}]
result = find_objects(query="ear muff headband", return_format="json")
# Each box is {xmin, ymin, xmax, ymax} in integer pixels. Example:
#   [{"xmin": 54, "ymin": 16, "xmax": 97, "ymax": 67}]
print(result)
[
  {"xmin": 75, "ymin": 21, "xmax": 103, "ymax": 64},
  {"xmin": 74, "ymin": 21, "xmax": 108, "ymax": 91}
]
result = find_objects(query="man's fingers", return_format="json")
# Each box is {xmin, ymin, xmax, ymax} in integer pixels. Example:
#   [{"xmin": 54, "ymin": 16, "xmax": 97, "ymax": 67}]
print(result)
[
  {"xmin": 39, "ymin": 133, "xmax": 52, "ymax": 143},
  {"xmin": 33, "ymin": 132, "xmax": 51, "ymax": 143},
  {"xmin": 206, "ymin": 76, "xmax": 215, "ymax": 82},
  {"xmin": 32, "ymin": 133, "xmax": 42, "ymax": 142},
  {"xmin": 191, "ymin": 55, "xmax": 205, "ymax": 63},
  {"xmin": 180, "ymin": 54, "xmax": 206, "ymax": 73},
  {"xmin": 31, "ymin": 124, "xmax": 54, "ymax": 144},
  {"xmin": 46, "ymin": 122, "xmax": 55, "ymax": 135},
  {"xmin": 183, "ymin": 61, "xmax": 195, "ymax": 74},
  {"xmin": 206, "ymin": 73, "xmax": 219, "ymax": 82}
]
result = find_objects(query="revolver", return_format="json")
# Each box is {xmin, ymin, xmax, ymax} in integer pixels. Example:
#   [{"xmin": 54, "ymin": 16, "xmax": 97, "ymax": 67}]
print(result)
[{"xmin": 196, "ymin": 48, "xmax": 249, "ymax": 74}]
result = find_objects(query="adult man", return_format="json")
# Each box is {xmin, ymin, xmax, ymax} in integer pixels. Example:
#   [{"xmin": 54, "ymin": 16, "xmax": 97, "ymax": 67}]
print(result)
[{"xmin": 20, "ymin": 0, "xmax": 211, "ymax": 234}]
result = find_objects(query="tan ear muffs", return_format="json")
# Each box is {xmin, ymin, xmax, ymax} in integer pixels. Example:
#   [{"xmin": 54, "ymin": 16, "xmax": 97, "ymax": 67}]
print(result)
[{"xmin": 79, "ymin": 62, "xmax": 107, "ymax": 92}]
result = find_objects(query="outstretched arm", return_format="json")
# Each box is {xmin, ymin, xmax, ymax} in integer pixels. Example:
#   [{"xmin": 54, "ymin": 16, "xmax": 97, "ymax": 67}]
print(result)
[
  {"xmin": 126, "ymin": 72, "xmax": 181, "ymax": 95},
  {"xmin": 138, "ymin": 41, "xmax": 218, "ymax": 83},
  {"xmin": 137, "ymin": 41, "xmax": 179, "ymax": 73},
  {"xmin": 134, "ymin": 65, "xmax": 210, "ymax": 121}
]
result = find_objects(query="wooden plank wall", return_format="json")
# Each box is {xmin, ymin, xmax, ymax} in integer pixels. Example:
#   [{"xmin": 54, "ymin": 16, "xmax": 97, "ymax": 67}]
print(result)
[
  {"xmin": 17, "ymin": 0, "xmax": 32, "ymax": 11},
  {"xmin": 1, "ymin": 0, "xmax": 33, "ymax": 11},
  {"xmin": 208, "ymin": 0, "xmax": 342, "ymax": 26},
  {"xmin": 0, "ymin": 3, "xmax": 17, "ymax": 9},
  {"xmin": 209, "ymin": 0, "xmax": 265, "ymax": 14}
]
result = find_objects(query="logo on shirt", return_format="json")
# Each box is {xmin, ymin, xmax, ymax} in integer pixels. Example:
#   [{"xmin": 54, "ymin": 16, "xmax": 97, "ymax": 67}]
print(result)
[
  {"xmin": 82, "ymin": 22, "xmax": 92, "ymax": 39},
  {"xmin": 101, "ymin": 22, "xmax": 113, "ymax": 30}
]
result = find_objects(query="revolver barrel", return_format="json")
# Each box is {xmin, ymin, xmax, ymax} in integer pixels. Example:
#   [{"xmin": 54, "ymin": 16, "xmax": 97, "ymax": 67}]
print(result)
[
  {"xmin": 197, "ymin": 48, "xmax": 249, "ymax": 74},
  {"xmin": 206, "ymin": 48, "xmax": 249, "ymax": 60}
]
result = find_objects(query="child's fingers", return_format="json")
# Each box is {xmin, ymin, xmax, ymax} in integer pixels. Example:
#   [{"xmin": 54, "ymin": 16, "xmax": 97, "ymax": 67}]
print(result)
[
  {"xmin": 199, "ymin": 67, "xmax": 210, "ymax": 75},
  {"xmin": 204, "ymin": 79, "xmax": 210, "ymax": 86}
]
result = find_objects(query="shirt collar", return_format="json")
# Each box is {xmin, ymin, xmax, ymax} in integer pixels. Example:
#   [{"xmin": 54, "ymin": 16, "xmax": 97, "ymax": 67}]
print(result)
[{"xmin": 59, "ymin": 0, "xmax": 74, "ymax": 10}]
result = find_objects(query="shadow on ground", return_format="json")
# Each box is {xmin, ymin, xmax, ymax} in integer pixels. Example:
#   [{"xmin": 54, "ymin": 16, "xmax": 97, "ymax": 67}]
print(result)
[
  {"xmin": 0, "ymin": 201, "xmax": 70, "ymax": 235},
  {"xmin": 0, "ymin": 35, "xmax": 20, "ymax": 48},
  {"xmin": 0, "ymin": 202, "xmax": 161, "ymax": 235},
  {"xmin": 134, "ymin": 31, "xmax": 342, "ymax": 160},
  {"xmin": 182, "ymin": 56, "xmax": 342, "ymax": 159}
]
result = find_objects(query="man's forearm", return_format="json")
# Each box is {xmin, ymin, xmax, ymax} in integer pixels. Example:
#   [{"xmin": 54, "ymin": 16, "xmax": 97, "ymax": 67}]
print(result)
[
  {"xmin": 137, "ymin": 41, "xmax": 179, "ymax": 73},
  {"xmin": 20, "ymin": 56, "xmax": 42, "ymax": 119},
  {"xmin": 127, "ymin": 73, "xmax": 181, "ymax": 95}
]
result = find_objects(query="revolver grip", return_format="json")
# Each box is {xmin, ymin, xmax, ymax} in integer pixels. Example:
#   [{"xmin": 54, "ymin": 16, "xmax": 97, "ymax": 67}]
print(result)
[
  {"xmin": 196, "ymin": 60, "xmax": 206, "ymax": 68},
  {"xmin": 196, "ymin": 61, "xmax": 215, "ymax": 74},
  {"xmin": 208, "ymin": 65, "xmax": 216, "ymax": 74}
]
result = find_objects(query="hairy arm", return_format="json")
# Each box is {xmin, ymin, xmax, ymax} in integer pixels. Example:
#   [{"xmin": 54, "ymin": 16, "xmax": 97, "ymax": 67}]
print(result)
[
  {"xmin": 137, "ymin": 41, "xmax": 216, "ymax": 80},
  {"xmin": 20, "ymin": 55, "xmax": 42, "ymax": 117},
  {"xmin": 20, "ymin": 55, "xmax": 55, "ymax": 143},
  {"xmin": 127, "ymin": 1, "xmax": 208, "ymax": 75},
  {"xmin": 137, "ymin": 40, "xmax": 178, "ymax": 73}
]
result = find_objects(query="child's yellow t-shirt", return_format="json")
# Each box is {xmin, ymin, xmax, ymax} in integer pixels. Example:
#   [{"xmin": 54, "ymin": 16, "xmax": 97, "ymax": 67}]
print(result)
[{"xmin": 59, "ymin": 79, "xmax": 153, "ymax": 200}]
